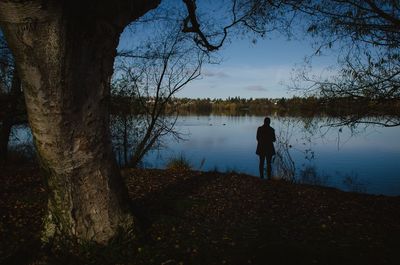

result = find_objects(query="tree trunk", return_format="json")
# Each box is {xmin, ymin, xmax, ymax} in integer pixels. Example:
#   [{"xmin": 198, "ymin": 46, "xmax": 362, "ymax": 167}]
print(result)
[
  {"xmin": 0, "ymin": 1, "xmax": 160, "ymax": 243},
  {"xmin": 0, "ymin": 68, "xmax": 22, "ymax": 164},
  {"xmin": 0, "ymin": 119, "xmax": 12, "ymax": 163}
]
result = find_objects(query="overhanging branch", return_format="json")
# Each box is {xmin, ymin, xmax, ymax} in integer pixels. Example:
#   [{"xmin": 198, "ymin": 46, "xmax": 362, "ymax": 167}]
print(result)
[{"xmin": 181, "ymin": 0, "xmax": 263, "ymax": 51}]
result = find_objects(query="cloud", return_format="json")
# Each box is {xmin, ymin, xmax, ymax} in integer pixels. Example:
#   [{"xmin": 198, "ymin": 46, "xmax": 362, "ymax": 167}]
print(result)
[
  {"xmin": 202, "ymin": 70, "xmax": 229, "ymax": 78},
  {"xmin": 244, "ymin": 85, "xmax": 268, "ymax": 92}
]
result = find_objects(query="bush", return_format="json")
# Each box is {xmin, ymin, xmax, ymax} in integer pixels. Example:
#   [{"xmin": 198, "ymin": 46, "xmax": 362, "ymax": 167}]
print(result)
[{"xmin": 166, "ymin": 154, "xmax": 192, "ymax": 171}]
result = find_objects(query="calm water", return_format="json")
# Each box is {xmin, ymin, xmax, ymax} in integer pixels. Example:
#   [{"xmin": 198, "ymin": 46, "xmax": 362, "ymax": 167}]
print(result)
[
  {"xmin": 141, "ymin": 115, "xmax": 400, "ymax": 196},
  {"xmin": 10, "ymin": 115, "xmax": 400, "ymax": 196}
]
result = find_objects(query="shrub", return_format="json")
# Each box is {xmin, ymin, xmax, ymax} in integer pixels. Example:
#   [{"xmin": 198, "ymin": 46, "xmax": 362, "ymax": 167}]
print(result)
[{"xmin": 166, "ymin": 154, "xmax": 192, "ymax": 171}]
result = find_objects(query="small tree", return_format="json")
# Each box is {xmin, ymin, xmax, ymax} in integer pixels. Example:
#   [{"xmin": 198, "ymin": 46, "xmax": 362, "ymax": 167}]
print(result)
[{"xmin": 112, "ymin": 23, "xmax": 204, "ymax": 167}]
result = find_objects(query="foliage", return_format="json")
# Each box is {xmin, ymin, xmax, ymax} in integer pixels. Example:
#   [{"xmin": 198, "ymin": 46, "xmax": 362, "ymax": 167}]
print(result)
[
  {"xmin": 297, "ymin": 165, "xmax": 329, "ymax": 186},
  {"xmin": 287, "ymin": 0, "xmax": 400, "ymax": 126},
  {"xmin": 272, "ymin": 118, "xmax": 296, "ymax": 181},
  {"xmin": 180, "ymin": 0, "xmax": 295, "ymax": 51},
  {"xmin": 342, "ymin": 172, "xmax": 367, "ymax": 193},
  {"xmin": 111, "ymin": 20, "xmax": 204, "ymax": 167},
  {"xmin": 166, "ymin": 96, "xmax": 400, "ymax": 117},
  {"xmin": 166, "ymin": 154, "xmax": 193, "ymax": 171}
]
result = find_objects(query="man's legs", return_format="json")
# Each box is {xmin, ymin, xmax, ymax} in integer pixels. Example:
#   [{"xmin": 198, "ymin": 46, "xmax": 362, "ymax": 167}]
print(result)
[
  {"xmin": 259, "ymin": 155, "xmax": 266, "ymax": 179},
  {"xmin": 266, "ymin": 154, "xmax": 273, "ymax": 179}
]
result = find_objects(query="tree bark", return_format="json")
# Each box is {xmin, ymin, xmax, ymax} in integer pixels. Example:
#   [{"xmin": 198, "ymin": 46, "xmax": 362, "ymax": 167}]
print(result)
[
  {"xmin": 0, "ymin": 68, "xmax": 22, "ymax": 164},
  {"xmin": 0, "ymin": 1, "xmax": 160, "ymax": 243},
  {"xmin": 0, "ymin": 118, "xmax": 12, "ymax": 163}
]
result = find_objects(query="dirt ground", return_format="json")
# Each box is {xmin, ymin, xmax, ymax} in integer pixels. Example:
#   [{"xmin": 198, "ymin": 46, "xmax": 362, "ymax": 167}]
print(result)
[{"xmin": 1, "ymin": 167, "xmax": 399, "ymax": 264}]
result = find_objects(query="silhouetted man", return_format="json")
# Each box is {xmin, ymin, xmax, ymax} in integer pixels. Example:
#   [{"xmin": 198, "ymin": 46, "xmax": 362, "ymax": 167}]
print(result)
[{"xmin": 256, "ymin": 117, "xmax": 276, "ymax": 179}]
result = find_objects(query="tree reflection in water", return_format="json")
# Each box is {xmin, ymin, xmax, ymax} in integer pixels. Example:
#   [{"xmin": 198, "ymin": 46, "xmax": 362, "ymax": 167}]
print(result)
[{"xmin": 271, "ymin": 116, "xmax": 376, "ymax": 192}]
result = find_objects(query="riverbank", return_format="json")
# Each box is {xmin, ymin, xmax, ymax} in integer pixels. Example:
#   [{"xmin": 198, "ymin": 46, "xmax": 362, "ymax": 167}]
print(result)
[{"xmin": 1, "ymin": 167, "xmax": 399, "ymax": 264}]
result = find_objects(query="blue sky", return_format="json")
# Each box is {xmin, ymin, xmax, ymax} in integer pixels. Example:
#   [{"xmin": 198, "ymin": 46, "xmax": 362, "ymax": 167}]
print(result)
[
  {"xmin": 176, "ymin": 33, "xmax": 338, "ymax": 99},
  {"xmin": 117, "ymin": 0, "xmax": 340, "ymax": 100}
]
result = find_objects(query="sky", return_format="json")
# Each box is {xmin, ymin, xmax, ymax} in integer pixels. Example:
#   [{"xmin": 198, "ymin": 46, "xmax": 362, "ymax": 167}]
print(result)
[
  {"xmin": 175, "ymin": 34, "xmax": 338, "ymax": 99},
  {"xmin": 117, "ymin": 0, "xmax": 340, "ymax": 100}
]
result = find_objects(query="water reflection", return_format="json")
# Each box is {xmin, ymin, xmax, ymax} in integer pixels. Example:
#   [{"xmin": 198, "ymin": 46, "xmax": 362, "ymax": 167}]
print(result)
[
  {"xmin": 8, "ymin": 115, "xmax": 400, "ymax": 196},
  {"xmin": 139, "ymin": 115, "xmax": 400, "ymax": 196}
]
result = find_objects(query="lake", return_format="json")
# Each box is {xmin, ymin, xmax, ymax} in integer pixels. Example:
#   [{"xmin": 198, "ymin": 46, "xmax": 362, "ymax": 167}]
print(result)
[
  {"xmin": 10, "ymin": 115, "xmax": 400, "ymax": 196},
  {"xmin": 138, "ymin": 115, "xmax": 400, "ymax": 196}
]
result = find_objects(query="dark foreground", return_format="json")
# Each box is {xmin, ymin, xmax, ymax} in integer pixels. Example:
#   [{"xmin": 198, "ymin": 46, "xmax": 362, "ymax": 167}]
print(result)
[{"xmin": 1, "ymin": 167, "xmax": 399, "ymax": 265}]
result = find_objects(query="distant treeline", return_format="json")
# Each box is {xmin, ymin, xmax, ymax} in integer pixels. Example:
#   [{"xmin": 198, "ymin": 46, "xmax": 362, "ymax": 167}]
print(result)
[
  {"xmin": 166, "ymin": 96, "xmax": 400, "ymax": 116},
  {"xmin": 110, "ymin": 95, "xmax": 400, "ymax": 116},
  {"xmin": 2, "ymin": 93, "xmax": 398, "ymax": 118}
]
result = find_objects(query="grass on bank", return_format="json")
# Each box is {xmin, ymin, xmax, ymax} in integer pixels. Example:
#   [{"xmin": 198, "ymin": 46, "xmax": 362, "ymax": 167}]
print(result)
[{"xmin": 166, "ymin": 154, "xmax": 193, "ymax": 171}]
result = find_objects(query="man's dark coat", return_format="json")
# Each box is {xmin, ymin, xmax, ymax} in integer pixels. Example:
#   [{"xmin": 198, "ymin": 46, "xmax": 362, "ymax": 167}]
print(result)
[{"xmin": 256, "ymin": 124, "xmax": 276, "ymax": 156}]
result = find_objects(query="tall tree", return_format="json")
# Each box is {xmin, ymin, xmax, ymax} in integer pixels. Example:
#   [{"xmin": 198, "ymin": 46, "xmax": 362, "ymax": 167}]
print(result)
[
  {"xmin": 287, "ymin": 0, "xmax": 400, "ymax": 126},
  {"xmin": 0, "ymin": 0, "xmax": 276, "ymax": 243},
  {"xmin": 0, "ymin": 1, "xmax": 163, "ymax": 243}
]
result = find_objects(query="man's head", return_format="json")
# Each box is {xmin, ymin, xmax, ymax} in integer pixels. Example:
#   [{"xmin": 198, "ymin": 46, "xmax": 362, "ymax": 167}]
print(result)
[{"xmin": 264, "ymin": 117, "xmax": 271, "ymax": 125}]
